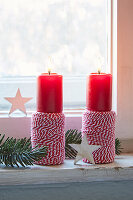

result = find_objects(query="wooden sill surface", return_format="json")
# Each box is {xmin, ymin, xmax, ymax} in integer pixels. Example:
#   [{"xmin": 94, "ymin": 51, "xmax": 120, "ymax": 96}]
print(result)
[{"xmin": 0, "ymin": 154, "xmax": 133, "ymax": 185}]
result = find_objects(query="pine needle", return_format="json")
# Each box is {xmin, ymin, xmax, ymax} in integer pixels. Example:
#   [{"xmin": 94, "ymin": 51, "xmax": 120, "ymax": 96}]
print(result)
[
  {"xmin": 115, "ymin": 138, "xmax": 123, "ymax": 155},
  {"xmin": 0, "ymin": 131, "xmax": 122, "ymax": 166},
  {"xmin": 65, "ymin": 129, "xmax": 81, "ymax": 159},
  {"xmin": 0, "ymin": 134, "xmax": 47, "ymax": 167}
]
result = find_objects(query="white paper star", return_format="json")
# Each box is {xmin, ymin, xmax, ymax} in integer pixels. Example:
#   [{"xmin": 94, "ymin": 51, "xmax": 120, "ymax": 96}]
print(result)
[
  {"xmin": 70, "ymin": 134, "xmax": 101, "ymax": 165},
  {"xmin": 5, "ymin": 88, "xmax": 32, "ymax": 116}
]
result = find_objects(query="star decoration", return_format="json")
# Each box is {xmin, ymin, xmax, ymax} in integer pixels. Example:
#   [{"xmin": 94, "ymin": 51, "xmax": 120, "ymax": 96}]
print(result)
[
  {"xmin": 5, "ymin": 88, "xmax": 32, "ymax": 116},
  {"xmin": 70, "ymin": 134, "xmax": 101, "ymax": 165}
]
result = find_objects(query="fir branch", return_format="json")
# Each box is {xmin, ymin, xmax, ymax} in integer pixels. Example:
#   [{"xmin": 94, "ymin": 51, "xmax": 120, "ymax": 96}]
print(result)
[
  {"xmin": 115, "ymin": 138, "xmax": 122, "ymax": 155},
  {"xmin": 0, "ymin": 130, "xmax": 122, "ymax": 166},
  {"xmin": 0, "ymin": 134, "xmax": 47, "ymax": 167},
  {"xmin": 65, "ymin": 129, "xmax": 122, "ymax": 159},
  {"xmin": 65, "ymin": 129, "xmax": 81, "ymax": 159}
]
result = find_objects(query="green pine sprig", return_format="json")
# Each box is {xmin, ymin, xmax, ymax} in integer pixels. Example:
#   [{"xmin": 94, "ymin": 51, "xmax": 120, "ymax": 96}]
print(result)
[
  {"xmin": 65, "ymin": 129, "xmax": 81, "ymax": 159},
  {"xmin": 0, "ymin": 134, "xmax": 47, "ymax": 167},
  {"xmin": 0, "ymin": 130, "xmax": 122, "ymax": 167},
  {"xmin": 65, "ymin": 129, "xmax": 122, "ymax": 159},
  {"xmin": 115, "ymin": 138, "xmax": 122, "ymax": 155}
]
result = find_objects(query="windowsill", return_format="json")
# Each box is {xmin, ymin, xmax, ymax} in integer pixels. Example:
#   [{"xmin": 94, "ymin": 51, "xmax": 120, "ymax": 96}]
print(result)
[
  {"xmin": 0, "ymin": 109, "xmax": 84, "ymax": 117},
  {"xmin": 0, "ymin": 154, "xmax": 133, "ymax": 185}
]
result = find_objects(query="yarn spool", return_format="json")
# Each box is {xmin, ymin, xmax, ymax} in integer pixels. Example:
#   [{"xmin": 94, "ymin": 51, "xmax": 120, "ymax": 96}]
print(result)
[
  {"xmin": 82, "ymin": 110, "xmax": 116, "ymax": 164},
  {"xmin": 31, "ymin": 112, "xmax": 65, "ymax": 165}
]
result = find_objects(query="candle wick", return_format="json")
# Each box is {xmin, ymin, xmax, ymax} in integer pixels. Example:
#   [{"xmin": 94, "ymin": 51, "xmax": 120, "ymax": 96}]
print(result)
[
  {"xmin": 48, "ymin": 68, "xmax": 51, "ymax": 75},
  {"xmin": 98, "ymin": 68, "xmax": 101, "ymax": 74}
]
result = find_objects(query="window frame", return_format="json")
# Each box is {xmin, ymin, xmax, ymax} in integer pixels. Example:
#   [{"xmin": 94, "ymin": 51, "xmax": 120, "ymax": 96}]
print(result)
[{"xmin": 0, "ymin": 0, "xmax": 113, "ymax": 114}]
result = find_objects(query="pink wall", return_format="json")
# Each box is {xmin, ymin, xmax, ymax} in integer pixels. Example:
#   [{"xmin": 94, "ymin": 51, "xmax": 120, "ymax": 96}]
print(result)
[
  {"xmin": 117, "ymin": 0, "xmax": 133, "ymax": 139},
  {"xmin": 0, "ymin": 116, "xmax": 82, "ymax": 139}
]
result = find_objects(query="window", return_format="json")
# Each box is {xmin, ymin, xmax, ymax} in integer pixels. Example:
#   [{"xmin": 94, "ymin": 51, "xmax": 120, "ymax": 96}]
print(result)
[{"xmin": 0, "ymin": 0, "xmax": 110, "ymax": 114}]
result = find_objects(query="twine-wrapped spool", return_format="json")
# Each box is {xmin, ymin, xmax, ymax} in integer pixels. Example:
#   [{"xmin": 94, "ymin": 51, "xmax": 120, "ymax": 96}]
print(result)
[
  {"xmin": 82, "ymin": 110, "xmax": 116, "ymax": 164},
  {"xmin": 31, "ymin": 112, "xmax": 65, "ymax": 165}
]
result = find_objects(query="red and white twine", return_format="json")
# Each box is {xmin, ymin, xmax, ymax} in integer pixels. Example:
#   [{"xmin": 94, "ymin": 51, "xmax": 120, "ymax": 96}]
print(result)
[
  {"xmin": 31, "ymin": 112, "xmax": 65, "ymax": 165},
  {"xmin": 82, "ymin": 110, "xmax": 116, "ymax": 164}
]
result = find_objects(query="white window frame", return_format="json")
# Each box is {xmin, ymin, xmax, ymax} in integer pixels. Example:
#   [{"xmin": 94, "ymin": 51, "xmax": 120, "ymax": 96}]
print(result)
[
  {"xmin": 0, "ymin": 0, "xmax": 114, "ymax": 114},
  {"xmin": 0, "ymin": 0, "xmax": 113, "ymax": 115}
]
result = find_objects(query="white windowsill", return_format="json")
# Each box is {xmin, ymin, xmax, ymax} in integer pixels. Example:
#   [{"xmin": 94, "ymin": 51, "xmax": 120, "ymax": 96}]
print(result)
[
  {"xmin": 0, "ymin": 154, "xmax": 133, "ymax": 185},
  {"xmin": 0, "ymin": 109, "xmax": 84, "ymax": 117}
]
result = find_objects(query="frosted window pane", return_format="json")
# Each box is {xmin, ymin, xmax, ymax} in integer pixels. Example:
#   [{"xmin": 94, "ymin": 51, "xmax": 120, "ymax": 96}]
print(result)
[{"xmin": 0, "ymin": 0, "xmax": 108, "ymax": 76}]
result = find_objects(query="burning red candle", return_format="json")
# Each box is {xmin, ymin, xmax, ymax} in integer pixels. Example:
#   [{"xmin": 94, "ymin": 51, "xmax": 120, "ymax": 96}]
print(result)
[
  {"xmin": 37, "ymin": 70, "xmax": 63, "ymax": 113},
  {"xmin": 86, "ymin": 71, "xmax": 112, "ymax": 112}
]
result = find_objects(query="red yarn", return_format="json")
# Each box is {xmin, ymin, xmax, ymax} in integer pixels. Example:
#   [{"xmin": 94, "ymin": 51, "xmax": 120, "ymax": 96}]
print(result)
[
  {"xmin": 82, "ymin": 110, "xmax": 116, "ymax": 164},
  {"xmin": 31, "ymin": 112, "xmax": 65, "ymax": 165}
]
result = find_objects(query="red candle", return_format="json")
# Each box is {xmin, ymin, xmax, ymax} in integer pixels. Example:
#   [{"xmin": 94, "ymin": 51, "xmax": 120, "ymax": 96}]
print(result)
[
  {"xmin": 86, "ymin": 72, "xmax": 112, "ymax": 112},
  {"xmin": 37, "ymin": 72, "xmax": 63, "ymax": 113}
]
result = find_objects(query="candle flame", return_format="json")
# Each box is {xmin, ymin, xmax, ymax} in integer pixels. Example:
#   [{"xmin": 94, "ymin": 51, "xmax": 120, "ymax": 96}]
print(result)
[
  {"xmin": 48, "ymin": 68, "xmax": 51, "ymax": 75},
  {"xmin": 96, "ymin": 55, "xmax": 104, "ymax": 74},
  {"xmin": 98, "ymin": 67, "xmax": 101, "ymax": 74}
]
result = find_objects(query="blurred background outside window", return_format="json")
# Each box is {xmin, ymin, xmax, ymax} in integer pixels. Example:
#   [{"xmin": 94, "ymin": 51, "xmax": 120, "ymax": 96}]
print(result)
[{"xmin": 0, "ymin": 0, "xmax": 110, "ymax": 114}]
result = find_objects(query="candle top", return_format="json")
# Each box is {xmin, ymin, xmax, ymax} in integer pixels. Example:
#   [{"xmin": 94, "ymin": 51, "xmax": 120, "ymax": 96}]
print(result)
[
  {"xmin": 41, "ymin": 73, "xmax": 57, "ymax": 75},
  {"xmin": 39, "ymin": 73, "xmax": 62, "ymax": 78},
  {"xmin": 41, "ymin": 73, "xmax": 61, "ymax": 75},
  {"xmin": 90, "ymin": 73, "xmax": 112, "ymax": 76}
]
